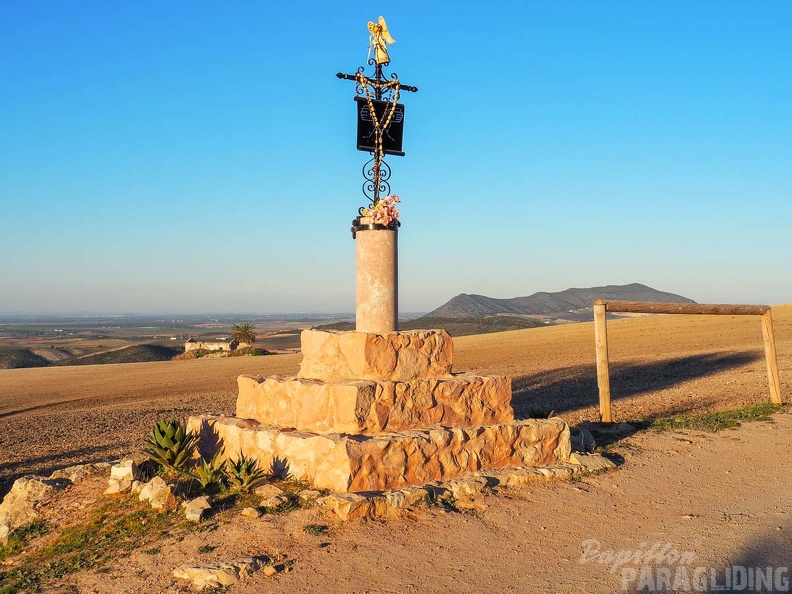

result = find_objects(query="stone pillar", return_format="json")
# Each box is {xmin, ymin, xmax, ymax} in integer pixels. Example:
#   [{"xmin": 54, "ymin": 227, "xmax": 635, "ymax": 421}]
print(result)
[{"xmin": 355, "ymin": 218, "xmax": 398, "ymax": 333}]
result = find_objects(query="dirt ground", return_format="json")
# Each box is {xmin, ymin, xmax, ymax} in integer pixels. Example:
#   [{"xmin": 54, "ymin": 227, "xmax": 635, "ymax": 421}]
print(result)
[{"xmin": 1, "ymin": 305, "xmax": 791, "ymax": 592}]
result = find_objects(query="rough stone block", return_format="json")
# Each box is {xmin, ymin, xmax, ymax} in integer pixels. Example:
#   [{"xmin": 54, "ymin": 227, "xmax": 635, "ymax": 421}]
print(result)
[
  {"xmin": 49, "ymin": 463, "xmax": 111, "ymax": 483},
  {"xmin": 253, "ymin": 484, "xmax": 284, "ymax": 499},
  {"xmin": 188, "ymin": 415, "xmax": 571, "ymax": 493},
  {"xmin": 318, "ymin": 486, "xmax": 434, "ymax": 520},
  {"xmin": 110, "ymin": 459, "xmax": 144, "ymax": 482},
  {"xmin": 297, "ymin": 329, "xmax": 453, "ymax": 381},
  {"xmin": 183, "ymin": 496, "xmax": 212, "ymax": 522},
  {"xmin": 0, "ymin": 475, "xmax": 65, "ymax": 545},
  {"xmin": 173, "ymin": 557, "xmax": 264, "ymax": 589},
  {"xmin": 237, "ymin": 374, "xmax": 513, "ymax": 434},
  {"xmin": 104, "ymin": 478, "xmax": 132, "ymax": 497},
  {"xmin": 297, "ymin": 489, "xmax": 321, "ymax": 501},
  {"xmin": 568, "ymin": 452, "xmax": 618, "ymax": 471},
  {"xmin": 139, "ymin": 476, "xmax": 177, "ymax": 510},
  {"xmin": 260, "ymin": 495, "xmax": 287, "ymax": 508},
  {"xmin": 445, "ymin": 476, "xmax": 490, "ymax": 500},
  {"xmin": 495, "ymin": 466, "xmax": 577, "ymax": 486}
]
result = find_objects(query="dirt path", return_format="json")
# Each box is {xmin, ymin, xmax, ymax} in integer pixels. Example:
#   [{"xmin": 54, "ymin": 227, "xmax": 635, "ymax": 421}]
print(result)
[
  {"xmin": 56, "ymin": 412, "xmax": 791, "ymax": 593},
  {"xmin": 244, "ymin": 414, "xmax": 792, "ymax": 593}
]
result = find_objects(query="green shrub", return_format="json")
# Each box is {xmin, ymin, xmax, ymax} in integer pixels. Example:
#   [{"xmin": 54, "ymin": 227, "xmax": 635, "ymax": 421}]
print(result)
[
  {"xmin": 145, "ymin": 418, "xmax": 200, "ymax": 472},
  {"xmin": 303, "ymin": 524, "xmax": 328, "ymax": 536},
  {"xmin": 225, "ymin": 453, "xmax": 269, "ymax": 492},
  {"xmin": 191, "ymin": 450, "xmax": 226, "ymax": 491}
]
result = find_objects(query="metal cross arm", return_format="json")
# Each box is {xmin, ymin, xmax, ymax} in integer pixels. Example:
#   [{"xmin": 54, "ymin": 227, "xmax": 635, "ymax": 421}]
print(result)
[{"xmin": 336, "ymin": 72, "xmax": 419, "ymax": 93}]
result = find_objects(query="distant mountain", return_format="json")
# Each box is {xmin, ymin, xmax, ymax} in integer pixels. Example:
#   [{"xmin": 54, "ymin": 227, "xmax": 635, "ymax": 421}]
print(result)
[
  {"xmin": 424, "ymin": 283, "xmax": 696, "ymax": 320},
  {"xmin": 315, "ymin": 315, "xmax": 545, "ymax": 337}
]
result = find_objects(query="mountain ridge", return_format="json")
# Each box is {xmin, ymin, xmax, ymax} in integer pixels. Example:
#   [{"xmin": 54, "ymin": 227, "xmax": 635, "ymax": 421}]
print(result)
[{"xmin": 423, "ymin": 283, "xmax": 696, "ymax": 320}]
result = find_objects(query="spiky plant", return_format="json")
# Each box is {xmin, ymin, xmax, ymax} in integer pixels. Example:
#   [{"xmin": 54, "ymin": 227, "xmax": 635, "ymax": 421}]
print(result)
[
  {"xmin": 145, "ymin": 418, "xmax": 201, "ymax": 472},
  {"xmin": 191, "ymin": 450, "xmax": 226, "ymax": 491},
  {"xmin": 225, "ymin": 453, "xmax": 268, "ymax": 492}
]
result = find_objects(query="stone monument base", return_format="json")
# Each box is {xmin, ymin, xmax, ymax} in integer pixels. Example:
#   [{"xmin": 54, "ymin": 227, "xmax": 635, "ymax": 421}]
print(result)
[
  {"xmin": 187, "ymin": 415, "xmax": 570, "ymax": 493},
  {"xmin": 187, "ymin": 329, "xmax": 579, "ymax": 496}
]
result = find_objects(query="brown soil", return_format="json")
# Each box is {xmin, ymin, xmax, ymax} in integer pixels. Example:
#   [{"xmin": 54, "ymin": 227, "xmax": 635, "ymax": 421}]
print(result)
[{"xmin": 1, "ymin": 305, "xmax": 791, "ymax": 592}]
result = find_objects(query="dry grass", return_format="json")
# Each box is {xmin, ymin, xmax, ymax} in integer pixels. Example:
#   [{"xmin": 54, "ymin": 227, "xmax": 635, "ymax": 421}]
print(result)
[
  {"xmin": 1, "ymin": 305, "xmax": 790, "ymax": 497},
  {"xmin": 454, "ymin": 303, "xmax": 792, "ymax": 425},
  {"xmin": 0, "ymin": 353, "xmax": 301, "ymax": 495}
]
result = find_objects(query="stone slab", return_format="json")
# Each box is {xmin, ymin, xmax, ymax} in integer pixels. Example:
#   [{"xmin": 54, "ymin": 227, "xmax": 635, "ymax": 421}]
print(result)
[
  {"xmin": 187, "ymin": 415, "xmax": 571, "ymax": 493},
  {"xmin": 317, "ymin": 486, "xmax": 435, "ymax": 521},
  {"xmin": 236, "ymin": 374, "xmax": 514, "ymax": 434},
  {"xmin": 297, "ymin": 329, "xmax": 453, "ymax": 382},
  {"xmin": 316, "ymin": 456, "xmax": 616, "ymax": 520}
]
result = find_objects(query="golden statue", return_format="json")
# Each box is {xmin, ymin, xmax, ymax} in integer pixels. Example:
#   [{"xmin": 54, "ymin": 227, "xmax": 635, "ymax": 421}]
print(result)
[{"xmin": 367, "ymin": 16, "xmax": 395, "ymax": 65}]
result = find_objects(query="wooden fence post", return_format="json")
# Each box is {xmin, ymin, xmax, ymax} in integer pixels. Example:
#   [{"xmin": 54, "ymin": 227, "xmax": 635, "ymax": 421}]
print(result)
[
  {"xmin": 593, "ymin": 302, "xmax": 612, "ymax": 423},
  {"xmin": 592, "ymin": 300, "xmax": 782, "ymax": 422},
  {"xmin": 761, "ymin": 309, "xmax": 783, "ymax": 405}
]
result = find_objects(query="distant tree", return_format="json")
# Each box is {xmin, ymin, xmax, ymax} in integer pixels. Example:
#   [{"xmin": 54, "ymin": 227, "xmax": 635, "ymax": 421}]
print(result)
[{"xmin": 231, "ymin": 323, "xmax": 256, "ymax": 345}]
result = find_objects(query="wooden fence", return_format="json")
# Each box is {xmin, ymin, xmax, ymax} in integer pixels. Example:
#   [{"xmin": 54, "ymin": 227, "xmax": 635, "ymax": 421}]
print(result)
[{"xmin": 593, "ymin": 300, "xmax": 783, "ymax": 423}]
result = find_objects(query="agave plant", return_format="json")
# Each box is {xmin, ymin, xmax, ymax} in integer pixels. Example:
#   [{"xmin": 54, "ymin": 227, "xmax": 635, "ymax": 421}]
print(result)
[
  {"xmin": 145, "ymin": 418, "xmax": 201, "ymax": 472},
  {"xmin": 225, "ymin": 453, "xmax": 268, "ymax": 492},
  {"xmin": 191, "ymin": 450, "xmax": 226, "ymax": 491}
]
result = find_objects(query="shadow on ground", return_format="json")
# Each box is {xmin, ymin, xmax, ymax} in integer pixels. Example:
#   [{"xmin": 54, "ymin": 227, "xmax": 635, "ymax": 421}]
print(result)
[
  {"xmin": 0, "ymin": 443, "xmax": 121, "ymax": 499},
  {"xmin": 722, "ymin": 522, "xmax": 792, "ymax": 593},
  {"xmin": 512, "ymin": 351, "xmax": 762, "ymax": 421}
]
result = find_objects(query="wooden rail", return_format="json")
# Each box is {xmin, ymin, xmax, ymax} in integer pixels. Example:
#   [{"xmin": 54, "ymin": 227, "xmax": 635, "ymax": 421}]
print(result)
[{"xmin": 593, "ymin": 300, "xmax": 782, "ymax": 423}]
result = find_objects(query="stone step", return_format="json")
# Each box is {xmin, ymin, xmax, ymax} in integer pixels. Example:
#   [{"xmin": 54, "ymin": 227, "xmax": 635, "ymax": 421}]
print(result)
[
  {"xmin": 297, "ymin": 329, "xmax": 453, "ymax": 382},
  {"xmin": 187, "ymin": 415, "xmax": 571, "ymax": 493},
  {"xmin": 318, "ymin": 454, "xmax": 616, "ymax": 520},
  {"xmin": 236, "ymin": 373, "xmax": 514, "ymax": 434}
]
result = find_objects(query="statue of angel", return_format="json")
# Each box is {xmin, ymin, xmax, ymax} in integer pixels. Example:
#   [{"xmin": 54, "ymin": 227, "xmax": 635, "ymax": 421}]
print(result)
[{"xmin": 367, "ymin": 16, "xmax": 395, "ymax": 65}]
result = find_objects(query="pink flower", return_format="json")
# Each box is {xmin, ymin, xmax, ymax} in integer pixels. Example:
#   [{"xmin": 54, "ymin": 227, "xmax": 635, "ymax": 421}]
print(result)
[{"xmin": 360, "ymin": 194, "xmax": 401, "ymax": 226}]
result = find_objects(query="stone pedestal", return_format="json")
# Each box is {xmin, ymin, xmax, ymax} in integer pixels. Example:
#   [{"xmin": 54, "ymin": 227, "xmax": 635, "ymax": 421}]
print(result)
[
  {"xmin": 355, "ymin": 220, "xmax": 397, "ymax": 333},
  {"xmin": 188, "ymin": 328, "xmax": 574, "ymax": 494},
  {"xmin": 297, "ymin": 328, "xmax": 453, "ymax": 381}
]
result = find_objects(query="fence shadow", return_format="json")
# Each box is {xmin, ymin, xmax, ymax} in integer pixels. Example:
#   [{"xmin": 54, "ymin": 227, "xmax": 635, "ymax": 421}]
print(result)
[
  {"xmin": 0, "ymin": 397, "xmax": 96, "ymax": 420},
  {"xmin": 511, "ymin": 351, "xmax": 762, "ymax": 420}
]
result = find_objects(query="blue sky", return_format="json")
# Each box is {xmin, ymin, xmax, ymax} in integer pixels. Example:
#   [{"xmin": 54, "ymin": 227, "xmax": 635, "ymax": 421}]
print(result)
[{"xmin": 1, "ymin": 1, "xmax": 790, "ymax": 314}]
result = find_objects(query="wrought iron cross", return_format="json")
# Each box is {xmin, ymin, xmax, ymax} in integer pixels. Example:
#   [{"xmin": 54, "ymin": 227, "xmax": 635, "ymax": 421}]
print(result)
[{"xmin": 337, "ymin": 39, "xmax": 417, "ymax": 215}]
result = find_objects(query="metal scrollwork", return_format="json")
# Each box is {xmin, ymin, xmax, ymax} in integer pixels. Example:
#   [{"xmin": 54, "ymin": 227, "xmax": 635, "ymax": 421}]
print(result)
[{"xmin": 360, "ymin": 156, "xmax": 391, "ymax": 212}]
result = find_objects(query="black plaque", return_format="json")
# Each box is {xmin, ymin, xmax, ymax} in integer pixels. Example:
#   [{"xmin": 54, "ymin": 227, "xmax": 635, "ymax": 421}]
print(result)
[{"xmin": 355, "ymin": 96, "xmax": 405, "ymax": 156}]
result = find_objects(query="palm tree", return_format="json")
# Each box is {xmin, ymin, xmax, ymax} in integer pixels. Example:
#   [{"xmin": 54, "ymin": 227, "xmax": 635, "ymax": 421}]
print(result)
[{"xmin": 231, "ymin": 323, "xmax": 256, "ymax": 345}]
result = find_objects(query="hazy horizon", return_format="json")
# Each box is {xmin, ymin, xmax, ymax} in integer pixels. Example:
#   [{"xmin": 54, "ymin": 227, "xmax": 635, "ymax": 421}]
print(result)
[{"xmin": 1, "ymin": 285, "xmax": 790, "ymax": 318}]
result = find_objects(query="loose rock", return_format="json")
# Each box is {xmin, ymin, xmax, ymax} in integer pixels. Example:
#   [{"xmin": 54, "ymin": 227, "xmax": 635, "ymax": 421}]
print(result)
[
  {"xmin": 241, "ymin": 507, "xmax": 262, "ymax": 519},
  {"xmin": 567, "ymin": 453, "xmax": 617, "ymax": 472},
  {"xmin": 173, "ymin": 557, "xmax": 265, "ymax": 589},
  {"xmin": 110, "ymin": 462, "xmax": 134, "ymax": 482},
  {"xmin": 446, "ymin": 477, "xmax": 488, "ymax": 500},
  {"xmin": 138, "ymin": 476, "xmax": 177, "ymax": 510},
  {"xmin": 0, "ymin": 476, "xmax": 66, "ymax": 544},
  {"xmin": 260, "ymin": 495, "xmax": 288, "ymax": 509},
  {"xmin": 297, "ymin": 489, "xmax": 321, "ymax": 501},
  {"xmin": 183, "ymin": 496, "xmax": 212, "ymax": 522},
  {"xmin": 50, "ymin": 462, "xmax": 111, "ymax": 483},
  {"xmin": 104, "ymin": 478, "xmax": 132, "ymax": 497},
  {"xmin": 253, "ymin": 484, "xmax": 284, "ymax": 499},
  {"xmin": 570, "ymin": 426, "xmax": 597, "ymax": 453}
]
